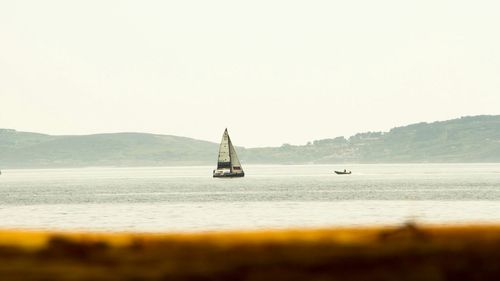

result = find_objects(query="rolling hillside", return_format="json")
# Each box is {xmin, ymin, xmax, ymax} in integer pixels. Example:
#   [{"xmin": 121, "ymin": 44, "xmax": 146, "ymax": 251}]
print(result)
[
  {"xmin": 242, "ymin": 115, "xmax": 500, "ymax": 164},
  {"xmin": 0, "ymin": 130, "xmax": 218, "ymax": 168},
  {"xmin": 1, "ymin": 115, "xmax": 499, "ymax": 168}
]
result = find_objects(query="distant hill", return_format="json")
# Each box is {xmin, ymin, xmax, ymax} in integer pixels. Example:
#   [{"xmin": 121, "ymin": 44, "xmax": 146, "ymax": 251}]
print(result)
[
  {"xmin": 1, "ymin": 115, "xmax": 500, "ymax": 168},
  {"xmin": 241, "ymin": 115, "xmax": 500, "ymax": 164},
  {"xmin": 0, "ymin": 130, "xmax": 218, "ymax": 168}
]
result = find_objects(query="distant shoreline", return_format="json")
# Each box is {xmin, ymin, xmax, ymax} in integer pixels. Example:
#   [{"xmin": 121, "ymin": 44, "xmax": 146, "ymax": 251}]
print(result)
[
  {"xmin": 1, "ymin": 115, "xmax": 500, "ymax": 166},
  {"xmin": 2, "ymin": 162, "xmax": 500, "ymax": 171}
]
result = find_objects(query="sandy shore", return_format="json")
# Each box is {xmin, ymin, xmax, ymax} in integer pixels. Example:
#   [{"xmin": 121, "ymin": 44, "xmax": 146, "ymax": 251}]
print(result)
[{"xmin": 1, "ymin": 224, "xmax": 500, "ymax": 280}]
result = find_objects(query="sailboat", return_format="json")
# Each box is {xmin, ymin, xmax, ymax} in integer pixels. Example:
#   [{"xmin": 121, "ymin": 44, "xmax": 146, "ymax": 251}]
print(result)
[{"xmin": 213, "ymin": 128, "xmax": 245, "ymax": 178}]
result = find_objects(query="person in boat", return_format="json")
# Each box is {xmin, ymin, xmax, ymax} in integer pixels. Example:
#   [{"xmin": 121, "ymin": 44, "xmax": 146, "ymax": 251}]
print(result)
[{"xmin": 344, "ymin": 169, "xmax": 347, "ymax": 173}]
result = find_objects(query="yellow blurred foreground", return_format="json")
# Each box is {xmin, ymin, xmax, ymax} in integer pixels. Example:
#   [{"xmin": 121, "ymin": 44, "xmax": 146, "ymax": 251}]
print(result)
[{"xmin": 1, "ymin": 224, "xmax": 500, "ymax": 281}]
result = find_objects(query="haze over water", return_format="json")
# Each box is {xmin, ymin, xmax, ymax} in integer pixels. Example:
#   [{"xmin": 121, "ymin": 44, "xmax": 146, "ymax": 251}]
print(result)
[{"xmin": 0, "ymin": 164, "xmax": 499, "ymax": 232}]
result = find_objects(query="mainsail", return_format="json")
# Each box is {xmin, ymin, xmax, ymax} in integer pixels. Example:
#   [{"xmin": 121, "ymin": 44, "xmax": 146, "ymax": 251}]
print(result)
[
  {"xmin": 217, "ymin": 129, "xmax": 231, "ymax": 169},
  {"xmin": 215, "ymin": 129, "xmax": 244, "ymax": 176}
]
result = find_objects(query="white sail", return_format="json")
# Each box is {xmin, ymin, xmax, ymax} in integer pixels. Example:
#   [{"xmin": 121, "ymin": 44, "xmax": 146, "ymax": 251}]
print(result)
[
  {"xmin": 228, "ymin": 137, "xmax": 243, "ymax": 173},
  {"xmin": 217, "ymin": 129, "xmax": 231, "ymax": 169}
]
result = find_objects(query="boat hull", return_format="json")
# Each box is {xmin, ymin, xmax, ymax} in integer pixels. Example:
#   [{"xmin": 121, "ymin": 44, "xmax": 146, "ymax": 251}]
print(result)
[
  {"xmin": 334, "ymin": 171, "xmax": 352, "ymax": 175},
  {"xmin": 213, "ymin": 172, "xmax": 245, "ymax": 178}
]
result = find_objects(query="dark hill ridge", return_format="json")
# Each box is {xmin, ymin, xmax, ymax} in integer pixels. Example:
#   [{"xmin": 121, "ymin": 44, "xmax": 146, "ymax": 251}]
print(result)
[{"xmin": 1, "ymin": 115, "xmax": 500, "ymax": 168}]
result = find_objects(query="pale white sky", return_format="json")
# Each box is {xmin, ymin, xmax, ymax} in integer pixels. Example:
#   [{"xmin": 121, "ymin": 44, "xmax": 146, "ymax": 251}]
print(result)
[{"xmin": 1, "ymin": 0, "xmax": 499, "ymax": 147}]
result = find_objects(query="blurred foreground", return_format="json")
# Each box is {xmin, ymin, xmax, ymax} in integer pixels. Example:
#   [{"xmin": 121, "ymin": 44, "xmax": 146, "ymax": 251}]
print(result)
[{"xmin": 1, "ymin": 224, "xmax": 500, "ymax": 281}]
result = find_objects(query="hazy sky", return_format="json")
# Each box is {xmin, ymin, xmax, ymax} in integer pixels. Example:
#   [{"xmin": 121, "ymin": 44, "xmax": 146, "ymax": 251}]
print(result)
[{"xmin": 1, "ymin": 1, "xmax": 499, "ymax": 147}]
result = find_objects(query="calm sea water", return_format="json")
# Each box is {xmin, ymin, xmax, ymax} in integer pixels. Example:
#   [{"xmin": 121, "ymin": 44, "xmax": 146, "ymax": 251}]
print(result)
[{"xmin": 0, "ymin": 164, "xmax": 499, "ymax": 232}]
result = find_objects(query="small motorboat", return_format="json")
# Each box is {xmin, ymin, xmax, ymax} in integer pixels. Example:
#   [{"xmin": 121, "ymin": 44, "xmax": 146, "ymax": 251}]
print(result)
[{"xmin": 334, "ymin": 170, "xmax": 351, "ymax": 175}]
